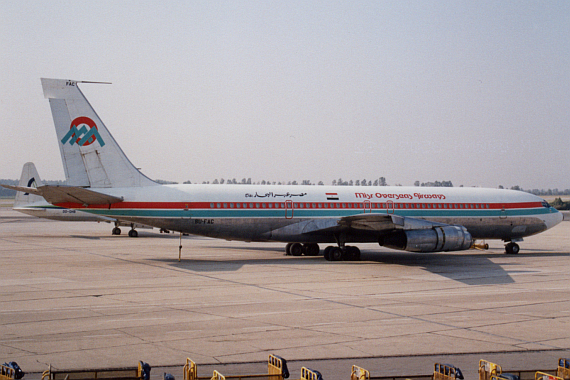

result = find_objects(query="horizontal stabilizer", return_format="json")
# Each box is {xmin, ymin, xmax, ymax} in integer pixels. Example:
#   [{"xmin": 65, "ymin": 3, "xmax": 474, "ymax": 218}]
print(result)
[
  {"xmin": 3, "ymin": 184, "xmax": 123, "ymax": 206},
  {"xmin": 39, "ymin": 185, "xmax": 123, "ymax": 205},
  {"xmin": 1, "ymin": 184, "xmax": 43, "ymax": 196}
]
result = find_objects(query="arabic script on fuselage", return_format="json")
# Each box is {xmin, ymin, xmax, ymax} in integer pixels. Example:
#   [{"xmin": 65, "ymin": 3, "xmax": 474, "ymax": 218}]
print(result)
[{"xmin": 245, "ymin": 192, "xmax": 308, "ymax": 198}]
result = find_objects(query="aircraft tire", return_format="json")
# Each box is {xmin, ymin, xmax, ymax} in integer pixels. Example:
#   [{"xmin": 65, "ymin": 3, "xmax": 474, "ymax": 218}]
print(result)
[
  {"xmin": 304, "ymin": 243, "xmax": 320, "ymax": 256},
  {"xmin": 344, "ymin": 246, "xmax": 361, "ymax": 261},
  {"xmin": 324, "ymin": 246, "xmax": 333, "ymax": 261},
  {"xmin": 285, "ymin": 243, "xmax": 293, "ymax": 255},
  {"xmin": 128, "ymin": 229, "xmax": 138, "ymax": 238},
  {"xmin": 290, "ymin": 243, "xmax": 304, "ymax": 256},
  {"xmin": 505, "ymin": 242, "xmax": 520, "ymax": 254},
  {"xmin": 331, "ymin": 247, "xmax": 343, "ymax": 261},
  {"xmin": 112, "ymin": 227, "xmax": 121, "ymax": 235}
]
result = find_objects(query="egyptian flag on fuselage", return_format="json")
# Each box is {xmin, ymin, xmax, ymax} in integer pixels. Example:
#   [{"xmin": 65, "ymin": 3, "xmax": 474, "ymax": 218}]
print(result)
[{"xmin": 326, "ymin": 192, "xmax": 339, "ymax": 200}]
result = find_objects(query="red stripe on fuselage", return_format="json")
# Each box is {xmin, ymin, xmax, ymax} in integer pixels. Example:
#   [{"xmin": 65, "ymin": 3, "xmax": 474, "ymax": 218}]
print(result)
[{"xmin": 54, "ymin": 201, "xmax": 544, "ymax": 210}]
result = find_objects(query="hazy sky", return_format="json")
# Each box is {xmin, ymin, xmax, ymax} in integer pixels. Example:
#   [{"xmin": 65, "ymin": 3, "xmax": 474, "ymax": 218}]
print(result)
[{"xmin": 1, "ymin": 1, "xmax": 569, "ymax": 189}]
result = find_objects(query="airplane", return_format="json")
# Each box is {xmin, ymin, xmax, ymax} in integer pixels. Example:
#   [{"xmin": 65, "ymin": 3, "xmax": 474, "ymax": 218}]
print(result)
[
  {"xmin": 2, "ymin": 78, "xmax": 564, "ymax": 261},
  {"xmin": 11, "ymin": 162, "xmax": 154, "ymax": 237}
]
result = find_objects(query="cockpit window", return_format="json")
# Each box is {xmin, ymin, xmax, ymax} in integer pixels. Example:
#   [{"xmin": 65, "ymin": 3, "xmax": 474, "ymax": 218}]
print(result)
[{"xmin": 541, "ymin": 200, "xmax": 550, "ymax": 208}]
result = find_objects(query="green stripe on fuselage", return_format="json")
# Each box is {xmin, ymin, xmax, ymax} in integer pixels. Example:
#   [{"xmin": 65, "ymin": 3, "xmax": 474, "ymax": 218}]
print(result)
[{"xmin": 83, "ymin": 207, "xmax": 551, "ymax": 219}]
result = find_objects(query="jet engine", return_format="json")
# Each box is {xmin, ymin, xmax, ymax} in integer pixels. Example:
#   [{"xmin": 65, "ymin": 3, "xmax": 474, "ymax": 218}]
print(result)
[{"xmin": 380, "ymin": 225, "xmax": 473, "ymax": 252}]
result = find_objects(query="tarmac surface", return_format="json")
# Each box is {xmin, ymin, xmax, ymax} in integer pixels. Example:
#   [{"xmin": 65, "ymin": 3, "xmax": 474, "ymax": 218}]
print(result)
[{"xmin": 1, "ymin": 201, "xmax": 570, "ymax": 380}]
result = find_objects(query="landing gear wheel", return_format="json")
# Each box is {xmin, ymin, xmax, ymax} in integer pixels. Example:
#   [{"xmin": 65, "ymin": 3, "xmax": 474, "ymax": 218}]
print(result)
[
  {"xmin": 324, "ymin": 246, "xmax": 333, "ymax": 261},
  {"xmin": 505, "ymin": 242, "xmax": 520, "ymax": 255},
  {"xmin": 112, "ymin": 227, "xmax": 121, "ymax": 235},
  {"xmin": 345, "ymin": 246, "xmax": 361, "ymax": 261},
  {"xmin": 128, "ymin": 229, "xmax": 138, "ymax": 238},
  {"xmin": 285, "ymin": 243, "xmax": 293, "ymax": 255},
  {"xmin": 303, "ymin": 243, "xmax": 320, "ymax": 256},
  {"xmin": 330, "ymin": 247, "xmax": 343, "ymax": 261},
  {"xmin": 289, "ymin": 243, "xmax": 304, "ymax": 256}
]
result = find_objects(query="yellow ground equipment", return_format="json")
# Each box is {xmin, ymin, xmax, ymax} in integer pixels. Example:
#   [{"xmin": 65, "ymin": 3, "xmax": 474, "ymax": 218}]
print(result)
[
  {"xmin": 535, "ymin": 372, "xmax": 563, "ymax": 380},
  {"xmin": 183, "ymin": 354, "xmax": 289, "ymax": 380},
  {"xmin": 351, "ymin": 365, "xmax": 370, "ymax": 380},
  {"xmin": 480, "ymin": 360, "xmax": 503, "ymax": 380},
  {"xmin": 298, "ymin": 368, "xmax": 322, "ymax": 380},
  {"xmin": 208, "ymin": 365, "xmax": 321, "ymax": 380},
  {"xmin": 350, "ymin": 362, "xmax": 447, "ymax": 380},
  {"xmin": 0, "ymin": 365, "xmax": 13, "ymax": 380},
  {"xmin": 434, "ymin": 363, "xmax": 464, "ymax": 380},
  {"xmin": 41, "ymin": 361, "xmax": 150, "ymax": 380},
  {"xmin": 558, "ymin": 359, "xmax": 570, "ymax": 380},
  {"xmin": 1, "ymin": 362, "xmax": 25, "ymax": 380}
]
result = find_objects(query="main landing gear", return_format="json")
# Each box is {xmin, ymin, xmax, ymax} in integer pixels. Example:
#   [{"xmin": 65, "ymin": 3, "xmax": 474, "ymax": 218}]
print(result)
[
  {"xmin": 112, "ymin": 223, "xmax": 138, "ymax": 237},
  {"xmin": 285, "ymin": 243, "xmax": 320, "ymax": 256},
  {"xmin": 504, "ymin": 242, "xmax": 520, "ymax": 255},
  {"xmin": 323, "ymin": 245, "xmax": 361, "ymax": 261}
]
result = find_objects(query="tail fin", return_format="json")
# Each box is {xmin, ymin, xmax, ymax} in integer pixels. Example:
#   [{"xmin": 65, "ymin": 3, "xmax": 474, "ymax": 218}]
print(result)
[
  {"xmin": 41, "ymin": 78, "xmax": 157, "ymax": 188},
  {"xmin": 14, "ymin": 162, "xmax": 45, "ymax": 208}
]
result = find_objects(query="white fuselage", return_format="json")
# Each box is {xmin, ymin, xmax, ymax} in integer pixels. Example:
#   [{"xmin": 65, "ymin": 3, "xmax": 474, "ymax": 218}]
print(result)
[{"xmin": 54, "ymin": 184, "xmax": 563, "ymax": 243}]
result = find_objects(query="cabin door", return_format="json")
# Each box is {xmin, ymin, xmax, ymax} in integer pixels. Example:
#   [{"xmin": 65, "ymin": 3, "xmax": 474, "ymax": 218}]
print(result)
[
  {"xmin": 387, "ymin": 200, "xmax": 394, "ymax": 214},
  {"xmin": 285, "ymin": 200, "xmax": 294, "ymax": 219}
]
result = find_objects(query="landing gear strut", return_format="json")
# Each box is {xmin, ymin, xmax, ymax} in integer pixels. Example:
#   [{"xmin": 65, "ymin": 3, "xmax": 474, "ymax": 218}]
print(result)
[
  {"xmin": 322, "ymin": 233, "xmax": 361, "ymax": 262},
  {"xmin": 112, "ymin": 222, "xmax": 122, "ymax": 235},
  {"xmin": 505, "ymin": 242, "xmax": 520, "ymax": 254},
  {"xmin": 127, "ymin": 223, "xmax": 138, "ymax": 238}
]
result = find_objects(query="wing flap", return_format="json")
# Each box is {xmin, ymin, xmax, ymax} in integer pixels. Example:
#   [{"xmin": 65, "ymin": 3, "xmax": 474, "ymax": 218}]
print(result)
[
  {"xmin": 340, "ymin": 214, "xmax": 448, "ymax": 231},
  {"xmin": 338, "ymin": 214, "xmax": 398, "ymax": 231}
]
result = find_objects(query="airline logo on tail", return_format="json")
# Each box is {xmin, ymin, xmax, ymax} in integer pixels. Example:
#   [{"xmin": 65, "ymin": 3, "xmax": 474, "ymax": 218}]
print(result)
[
  {"xmin": 61, "ymin": 117, "xmax": 105, "ymax": 147},
  {"xmin": 24, "ymin": 177, "xmax": 37, "ymax": 195}
]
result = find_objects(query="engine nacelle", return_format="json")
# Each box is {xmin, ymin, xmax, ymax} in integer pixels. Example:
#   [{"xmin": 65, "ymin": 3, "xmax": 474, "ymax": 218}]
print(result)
[{"xmin": 380, "ymin": 225, "xmax": 473, "ymax": 252}]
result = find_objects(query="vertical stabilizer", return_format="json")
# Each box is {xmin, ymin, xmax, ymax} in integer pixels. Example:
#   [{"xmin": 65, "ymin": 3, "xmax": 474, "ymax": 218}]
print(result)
[
  {"xmin": 41, "ymin": 78, "xmax": 158, "ymax": 188},
  {"xmin": 14, "ymin": 162, "xmax": 45, "ymax": 208}
]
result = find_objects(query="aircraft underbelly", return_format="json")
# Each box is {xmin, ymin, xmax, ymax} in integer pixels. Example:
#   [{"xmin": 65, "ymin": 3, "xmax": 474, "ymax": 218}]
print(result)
[
  {"xmin": 116, "ymin": 216, "xmax": 368, "ymax": 242},
  {"xmin": 115, "ymin": 215, "xmax": 548, "ymax": 243}
]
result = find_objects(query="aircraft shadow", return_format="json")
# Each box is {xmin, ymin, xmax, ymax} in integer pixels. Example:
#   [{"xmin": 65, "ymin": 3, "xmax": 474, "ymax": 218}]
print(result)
[
  {"xmin": 360, "ymin": 250, "xmax": 517, "ymax": 285},
  {"xmin": 153, "ymin": 246, "xmax": 569, "ymax": 285}
]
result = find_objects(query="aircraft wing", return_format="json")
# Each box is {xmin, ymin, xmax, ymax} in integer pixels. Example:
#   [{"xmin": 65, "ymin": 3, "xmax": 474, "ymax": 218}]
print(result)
[
  {"xmin": 269, "ymin": 213, "xmax": 450, "ymax": 239},
  {"xmin": 2, "ymin": 184, "xmax": 123, "ymax": 206}
]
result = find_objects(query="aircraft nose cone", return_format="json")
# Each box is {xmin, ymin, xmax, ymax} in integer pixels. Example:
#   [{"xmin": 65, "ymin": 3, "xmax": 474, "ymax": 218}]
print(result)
[{"xmin": 545, "ymin": 209, "xmax": 564, "ymax": 229}]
